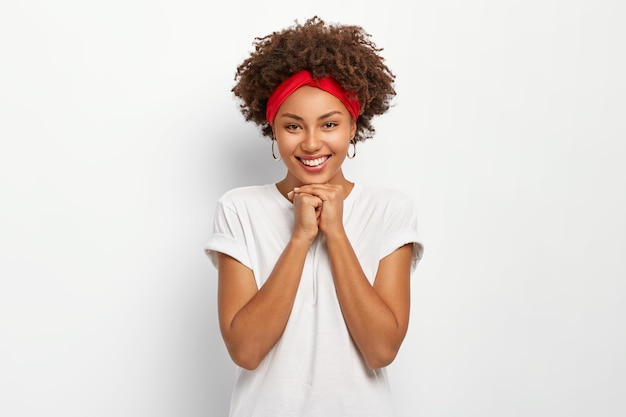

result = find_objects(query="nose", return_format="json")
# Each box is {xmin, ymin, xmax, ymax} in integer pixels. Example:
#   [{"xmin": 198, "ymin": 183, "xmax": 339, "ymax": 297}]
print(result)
[{"xmin": 301, "ymin": 130, "xmax": 322, "ymax": 153}]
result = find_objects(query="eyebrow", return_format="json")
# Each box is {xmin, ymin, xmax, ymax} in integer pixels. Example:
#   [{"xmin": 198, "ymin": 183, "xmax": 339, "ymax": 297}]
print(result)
[{"xmin": 278, "ymin": 110, "xmax": 343, "ymax": 121}]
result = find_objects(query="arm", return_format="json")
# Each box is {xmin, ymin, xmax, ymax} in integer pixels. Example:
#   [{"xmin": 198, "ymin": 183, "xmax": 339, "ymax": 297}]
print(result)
[
  {"xmin": 217, "ymin": 192, "xmax": 323, "ymax": 370},
  {"xmin": 326, "ymin": 235, "xmax": 413, "ymax": 369},
  {"xmin": 217, "ymin": 238, "xmax": 309, "ymax": 370},
  {"xmin": 292, "ymin": 184, "xmax": 413, "ymax": 369}
]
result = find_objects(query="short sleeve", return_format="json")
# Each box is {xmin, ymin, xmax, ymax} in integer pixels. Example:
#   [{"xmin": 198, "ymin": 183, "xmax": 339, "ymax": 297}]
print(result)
[
  {"xmin": 380, "ymin": 198, "xmax": 424, "ymax": 272},
  {"xmin": 204, "ymin": 199, "xmax": 252, "ymax": 270}
]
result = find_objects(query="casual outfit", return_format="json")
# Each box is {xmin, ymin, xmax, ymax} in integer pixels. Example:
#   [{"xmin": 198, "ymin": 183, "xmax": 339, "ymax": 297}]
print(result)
[{"xmin": 205, "ymin": 183, "xmax": 423, "ymax": 417}]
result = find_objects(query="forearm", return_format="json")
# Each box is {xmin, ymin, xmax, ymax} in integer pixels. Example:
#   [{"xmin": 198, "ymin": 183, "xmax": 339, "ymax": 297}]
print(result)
[
  {"xmin": 326, "ymin": 231, "xmax": 408, "ymax": 369},
  {"xmin": 223, "ymin": 237, "xmax": 310, "ymax": 369}
]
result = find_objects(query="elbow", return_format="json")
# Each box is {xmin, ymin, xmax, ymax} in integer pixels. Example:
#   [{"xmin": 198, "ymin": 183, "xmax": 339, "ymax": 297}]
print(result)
[
  {"xmin": 227, "ymin": 345, "xmax": 264, "ymax": 371},
  {"xmin": 363, "ymin": 346, "xmax": 400, "ymax": 370},
  {"xmin": 233, "ymin": 357, "xmax": 261, "ymax": 371},
  {"xmin": 221, "ymin": 329, "xmax": 269, "ymax": 370}
]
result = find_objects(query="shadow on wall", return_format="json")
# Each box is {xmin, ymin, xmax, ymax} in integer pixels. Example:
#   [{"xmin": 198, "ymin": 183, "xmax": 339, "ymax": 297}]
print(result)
[
  {"xmin": 220, "ymin": 128, "xmax": 286, "ymax": 191},
  {"xmin": 201, "ymin": 126, "xmax": 286, "ymax": 415}
]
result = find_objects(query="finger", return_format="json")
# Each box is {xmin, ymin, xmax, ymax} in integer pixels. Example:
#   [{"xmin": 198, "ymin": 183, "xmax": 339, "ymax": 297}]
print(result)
[
  {"xmin": 301, "ymin": 195, "xmax": 323, "ymax": 209},
  {"xmin": 293, "ymin": 185, "xmax": 342, "ymax": 202},
  {"xmin": 294, "ymin": 192, "xmax": 323, "ymax": 208}
]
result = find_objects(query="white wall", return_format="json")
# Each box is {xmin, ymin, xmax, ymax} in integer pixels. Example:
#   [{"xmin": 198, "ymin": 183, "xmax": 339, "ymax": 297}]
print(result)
[{"xmin": 1, "ymin": 1, "xmax": 624, "ymax": 416}]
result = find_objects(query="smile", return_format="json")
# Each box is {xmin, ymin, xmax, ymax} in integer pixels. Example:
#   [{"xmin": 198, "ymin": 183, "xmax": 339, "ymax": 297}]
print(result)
[{"xmin": 299, "ymin": 156, "xmax": 330, "ymax": 167}]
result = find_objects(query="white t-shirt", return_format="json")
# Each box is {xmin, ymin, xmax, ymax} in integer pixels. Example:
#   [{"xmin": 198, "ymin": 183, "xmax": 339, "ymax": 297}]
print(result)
[{"xmin": 205, "ymin": 183, "xmax": 423, "ymax": 417}]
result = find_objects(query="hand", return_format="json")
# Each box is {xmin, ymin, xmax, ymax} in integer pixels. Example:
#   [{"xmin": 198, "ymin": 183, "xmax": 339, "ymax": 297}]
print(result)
[
  {"xmin": 290, "ymin": 184, "xmax": 345, "ymax": 237},
  {"xmin": 287, "ymin": 189, "xmax": 323, "ymax": 243}
]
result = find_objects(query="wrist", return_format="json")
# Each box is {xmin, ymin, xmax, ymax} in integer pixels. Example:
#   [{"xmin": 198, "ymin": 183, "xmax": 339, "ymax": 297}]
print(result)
[
  {"xmin": 321, "ymin": 226, "xmax": 347, "ymax": 242},
  {"xmin": 289, "ymin": 233, "xmax": 316, "ymax": 248}
]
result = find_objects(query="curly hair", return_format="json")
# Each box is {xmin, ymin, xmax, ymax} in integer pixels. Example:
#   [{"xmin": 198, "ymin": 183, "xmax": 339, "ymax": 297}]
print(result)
[{"xmin": 232, "ymin": 16, "xmax": 396, "ymax": 142}]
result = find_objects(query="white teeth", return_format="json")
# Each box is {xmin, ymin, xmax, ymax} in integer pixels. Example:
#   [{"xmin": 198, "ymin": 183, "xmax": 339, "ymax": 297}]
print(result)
[{"xmin": 301, "ymin": 156, "xmax": 329, "ymax": 167}]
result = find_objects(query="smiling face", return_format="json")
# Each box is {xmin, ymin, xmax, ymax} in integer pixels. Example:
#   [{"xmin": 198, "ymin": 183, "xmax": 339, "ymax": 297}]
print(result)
[{"xmin": 273, "ymin": 86, "xmax": 357, "ymax": 194}]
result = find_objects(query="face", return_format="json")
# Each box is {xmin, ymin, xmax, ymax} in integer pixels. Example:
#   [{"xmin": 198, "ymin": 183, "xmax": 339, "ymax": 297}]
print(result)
[{"xmin": 272, "ymin": 86, "xmax": 357, "ymax": 189}]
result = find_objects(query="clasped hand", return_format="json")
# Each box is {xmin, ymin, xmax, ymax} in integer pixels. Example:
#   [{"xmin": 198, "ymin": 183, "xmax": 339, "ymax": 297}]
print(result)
[{"xmin": 287, "ymin": 184, "xmax": 345, "ymax": 242}]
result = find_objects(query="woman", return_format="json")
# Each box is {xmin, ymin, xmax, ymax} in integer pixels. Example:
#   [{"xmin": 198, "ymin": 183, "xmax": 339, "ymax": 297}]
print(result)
[{"xmin": 205, "ymin": 16, "xmax": 423, "ymax": 417}]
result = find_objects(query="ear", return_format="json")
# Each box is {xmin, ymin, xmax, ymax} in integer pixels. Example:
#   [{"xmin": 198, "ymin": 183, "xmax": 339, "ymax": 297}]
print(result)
[{"xmin": 350, "ymin": 120, "xmax": 357, "ymax": 139}]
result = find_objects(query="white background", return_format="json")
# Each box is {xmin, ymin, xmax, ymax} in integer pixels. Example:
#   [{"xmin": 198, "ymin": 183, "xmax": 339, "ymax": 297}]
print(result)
[{"xmin": 1, "ymin": 1, "xmax": 625, "ymax": 416}]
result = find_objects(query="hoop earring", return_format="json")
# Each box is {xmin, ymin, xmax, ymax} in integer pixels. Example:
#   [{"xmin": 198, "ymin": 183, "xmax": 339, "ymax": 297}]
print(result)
[
  {"xmin": 347, "ymin": 139, "xmax": 357, "ymax": 159},
  {"xmin": 271, "ymin": 139, "xmax": 281, "ymax": 161}
]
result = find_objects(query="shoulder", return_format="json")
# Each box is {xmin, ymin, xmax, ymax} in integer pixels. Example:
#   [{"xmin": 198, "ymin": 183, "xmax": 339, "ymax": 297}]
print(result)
[
  {"xmin": 355, "ymin": 184, "xmax": 415, "ymax": 210},
  {"xmin": 215, "ymin": 184, "xmax": 288, "ymax": 218},
  {"xmin": 217, "ymin": 184, "xmax": 275, "ymax": 205}
]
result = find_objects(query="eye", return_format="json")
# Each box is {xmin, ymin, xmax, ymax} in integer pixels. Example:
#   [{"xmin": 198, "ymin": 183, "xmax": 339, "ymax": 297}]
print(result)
[
  {"xmin": 285, "ymin": 123, "xmax": 301, "ymax": 131},
  {"xmin": 323, "ymin": 121, "xmax": 338, "ymax": 129}
]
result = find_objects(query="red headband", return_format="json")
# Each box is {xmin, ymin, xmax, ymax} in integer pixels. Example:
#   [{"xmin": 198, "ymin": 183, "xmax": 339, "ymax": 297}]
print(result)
[{"xmin": 265, "ymin": 70, "xmax": 360, "ymax": 126}]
